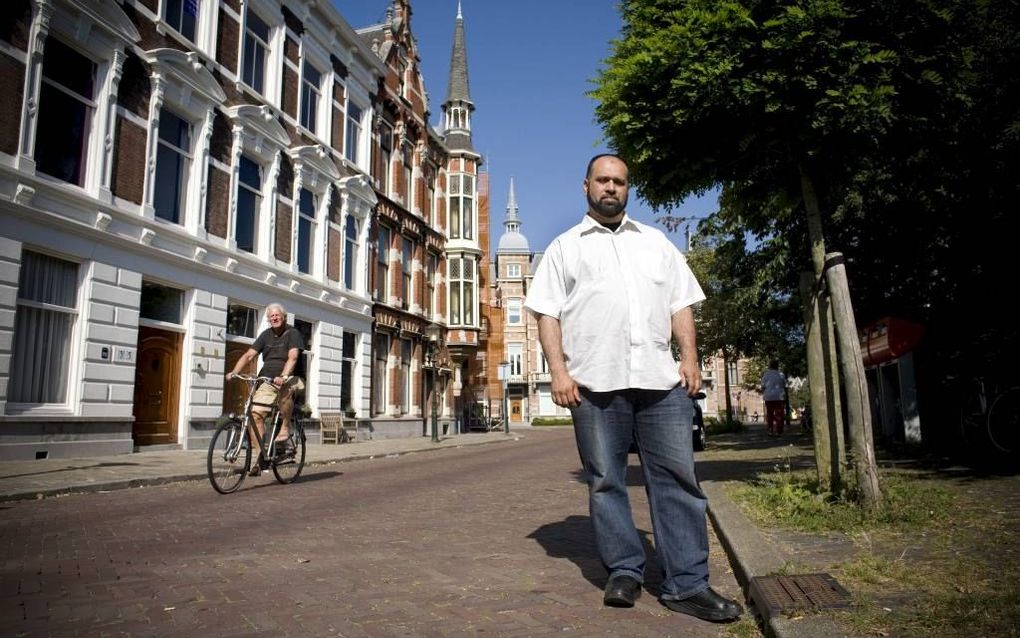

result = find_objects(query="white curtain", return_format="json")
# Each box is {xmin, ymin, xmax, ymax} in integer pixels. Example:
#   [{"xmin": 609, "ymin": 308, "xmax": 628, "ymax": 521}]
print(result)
[{"xmin": 10, "ymin": 252, "xmax": 77, "ymax": 403}]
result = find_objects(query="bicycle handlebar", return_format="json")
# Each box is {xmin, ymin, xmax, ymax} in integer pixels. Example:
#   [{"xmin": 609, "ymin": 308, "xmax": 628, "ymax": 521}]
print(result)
[{"xmin": 228, "ymin": 373, "xmax": 292, "ymax": 388}]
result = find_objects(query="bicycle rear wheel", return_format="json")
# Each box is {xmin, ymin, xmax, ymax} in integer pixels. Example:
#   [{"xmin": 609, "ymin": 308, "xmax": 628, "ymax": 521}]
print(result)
[
  {"xmin": 987, "ymin": 387, "xmax": 1020, "ymax": 455},
  {"xmin": 272, "ymin": 424, "xmax": 306, "ymax": 484},
  {"xmin": 208, "ymin": 419, "xmax": 251, "ymax": 494}
]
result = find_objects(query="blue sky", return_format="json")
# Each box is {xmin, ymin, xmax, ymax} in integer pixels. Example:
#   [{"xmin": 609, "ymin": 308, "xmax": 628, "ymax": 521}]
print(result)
[{"xmin": 333, "ymin": 0, "xmax": 719, "ymax": 254}]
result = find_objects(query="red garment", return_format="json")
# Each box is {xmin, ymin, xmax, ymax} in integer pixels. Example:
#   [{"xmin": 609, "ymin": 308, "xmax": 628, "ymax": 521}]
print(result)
[{"xmin": 765, "ymin": 400, "xmax": 785, "ymax": 434}]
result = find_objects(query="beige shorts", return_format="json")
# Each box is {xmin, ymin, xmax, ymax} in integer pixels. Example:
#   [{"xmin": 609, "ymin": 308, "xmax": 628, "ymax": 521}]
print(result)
[{"xmin": 251, "ymin": 377, "xmax": 305, "ymax": 414}]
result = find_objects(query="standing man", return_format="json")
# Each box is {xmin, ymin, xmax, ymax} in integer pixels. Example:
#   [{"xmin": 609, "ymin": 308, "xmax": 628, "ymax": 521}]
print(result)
[
  {"xmin": 225, "ymin": 303, "xmax": 305, "ymax": 475},
  {"xmin": 761, "ymin": 359, "xmax": 787, "ymax": 436},
  {"xmin": 524, "ymin": 154, "xmax": 742, "ymax": 623}
]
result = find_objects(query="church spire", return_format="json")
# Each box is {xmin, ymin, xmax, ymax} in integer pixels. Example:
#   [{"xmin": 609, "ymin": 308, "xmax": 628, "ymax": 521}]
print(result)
[
  {"xmin": 505, "ymin": 177, "xmax": 520, "ymax": 229},
  {"xmin": 441, "ymin": 2, "xmax": 475, "ymax": 151}
]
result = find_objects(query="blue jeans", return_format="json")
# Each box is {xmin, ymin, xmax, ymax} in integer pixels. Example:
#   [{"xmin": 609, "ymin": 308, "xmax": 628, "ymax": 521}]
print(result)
[{"xmin": 570, "ymin": 385, "xmax": 709, "ymax": 600}]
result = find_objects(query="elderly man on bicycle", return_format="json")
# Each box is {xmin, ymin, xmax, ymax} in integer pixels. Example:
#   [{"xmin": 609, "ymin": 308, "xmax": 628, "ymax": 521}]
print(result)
[{"xmin": 225, "ymin": 303, "xmax": 305, "ymax": 475}]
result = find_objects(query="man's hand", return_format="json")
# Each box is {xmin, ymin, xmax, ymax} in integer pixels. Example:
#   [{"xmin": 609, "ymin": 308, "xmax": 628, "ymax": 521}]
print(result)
[
  {"xmin": 551, "ymin": 371, "xmax": 581, "ymax": 408},
  {"xmin": 225, "ymin": 371, "xmax": 235, "ymax": 381},
  {"xmin": 678, "ymin": 359, "xmax": 702, "ymax": 396}
]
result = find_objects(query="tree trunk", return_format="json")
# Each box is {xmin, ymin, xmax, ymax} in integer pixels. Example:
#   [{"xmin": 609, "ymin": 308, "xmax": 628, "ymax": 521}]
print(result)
[
  {"xmin": 825, "ymin": 253, "xmax": 882, "ymax": 512},
  {"xmin": 800, "ymin": 168, "xmax": 877, "ymax": 510},
  {"xmin": 822, "ymin": 293, "xmax": 847, "ymax": 490},
  {"xmin": 722, "ymin": 352, "xmax": 734, "ymax": 422},
  {"xmin": 801, "ymin": 272, "xmax": 840, "ymax": 492}
]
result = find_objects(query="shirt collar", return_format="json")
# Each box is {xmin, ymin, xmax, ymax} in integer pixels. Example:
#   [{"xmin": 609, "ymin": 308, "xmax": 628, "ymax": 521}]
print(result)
[{"xmin": 579, "ymin": 213, "xmax": 642, "ymax": 235}]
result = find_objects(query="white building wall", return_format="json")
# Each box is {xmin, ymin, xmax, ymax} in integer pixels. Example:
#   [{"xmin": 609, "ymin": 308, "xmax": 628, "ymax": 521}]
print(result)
[
  {"xmin": 80, "ymin": 262, "xmax": 141, "ymax": 418},
  {"xmin": 0, "ymin": 236, "xmax": 21, "ymax": 413},
  {"xmin": 186, "ymin": 291, "xmax": 228, "ymax": 423},
  {"xmin": 317, "ymin": 321, "xmax": 345, "ymax": 412}
]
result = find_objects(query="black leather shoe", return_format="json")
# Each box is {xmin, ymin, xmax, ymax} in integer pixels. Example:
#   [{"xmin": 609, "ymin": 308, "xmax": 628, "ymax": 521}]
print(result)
[
  {"xmin": 603, "ymin": 574, "xmax": 642, "ymax": 607},
  {"xmin": 661, "ymin": 587, "xmax": 743, "ymax": 622}
]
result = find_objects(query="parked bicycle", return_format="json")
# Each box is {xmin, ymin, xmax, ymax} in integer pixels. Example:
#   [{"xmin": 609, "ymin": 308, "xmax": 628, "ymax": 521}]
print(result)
[
  {"xmin": 207, "ymin": 374, "xmax": 306, "ymax": 494},
  {"xmin": 959, "ymin": 377, "xmax": 1020, "ymax": 456}
]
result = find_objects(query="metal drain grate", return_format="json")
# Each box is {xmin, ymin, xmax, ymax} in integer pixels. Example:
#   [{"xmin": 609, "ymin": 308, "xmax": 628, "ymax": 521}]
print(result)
[{"xmin": 749, "ymin": 573, "xmax": 851, "ymax": 618}]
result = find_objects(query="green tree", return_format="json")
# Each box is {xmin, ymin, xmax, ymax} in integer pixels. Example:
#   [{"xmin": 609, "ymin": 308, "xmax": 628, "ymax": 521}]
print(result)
[{"xmin": 594, "ymin": 0, "xmax": 1020, "ymax": 504}]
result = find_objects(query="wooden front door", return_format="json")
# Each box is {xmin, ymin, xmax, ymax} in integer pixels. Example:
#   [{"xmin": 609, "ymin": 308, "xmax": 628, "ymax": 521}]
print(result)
[
  {"xmin": 223, "ymin": 340, "xmax": 256, "ymax": 414},
  {"xmin": 132, "ymin": 327, "xmax": 182, "ymax": 446},
  {"xmin": 510, "ymin": 399, "xmax": 523, "ymax": 422}
]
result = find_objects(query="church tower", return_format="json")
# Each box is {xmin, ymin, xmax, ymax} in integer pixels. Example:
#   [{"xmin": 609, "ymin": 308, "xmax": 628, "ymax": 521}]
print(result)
[{"xmin": 440, "ymin": 2, "xmax": 487, "ymax": 428}]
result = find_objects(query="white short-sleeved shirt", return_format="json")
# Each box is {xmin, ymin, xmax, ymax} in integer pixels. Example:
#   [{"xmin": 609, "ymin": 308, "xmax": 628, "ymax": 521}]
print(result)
[{"xmin": 524, "ymin": 214, "xmax": 705, "ymax": 392}]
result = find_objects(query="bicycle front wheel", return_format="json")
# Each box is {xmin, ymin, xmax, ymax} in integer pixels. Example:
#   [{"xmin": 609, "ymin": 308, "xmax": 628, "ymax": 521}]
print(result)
[
  {"xmin": 272, "ymin": 424, "xmax": 306, "ymax": 484},
  {"xmin": 988, "ymin": 388, "xmax": 1020, "ymax": 455},
  {"xmin": 208, "ymin": 419, "xmax": 251, "ymax": 494}
]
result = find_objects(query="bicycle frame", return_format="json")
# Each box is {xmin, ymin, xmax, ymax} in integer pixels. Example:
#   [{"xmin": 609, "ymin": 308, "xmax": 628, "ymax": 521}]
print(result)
[{"xmin": 236, "ymin": 375, "xmax": 285, "ymax": 460}]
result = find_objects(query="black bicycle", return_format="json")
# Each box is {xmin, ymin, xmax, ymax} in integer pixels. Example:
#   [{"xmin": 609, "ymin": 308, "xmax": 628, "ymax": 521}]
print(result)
[
  {"xmin": 959, "ymin": 377, "xmax": 1020, "ymax": 456},
  {"xmin": 207, "ymin": 374, "xmax": 307, "ymax": 494}
]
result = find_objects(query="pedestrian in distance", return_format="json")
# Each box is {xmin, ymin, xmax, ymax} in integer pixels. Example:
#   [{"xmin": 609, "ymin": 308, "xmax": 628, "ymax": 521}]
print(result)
[
  {"xmin": 225, "ymin": 303, "xmax": 305, "ymax": 476},
  {"xmin": 524, "ymin": 153, "xmax": 743, "ymax": 623},
  {"xmin": 760, "ymin": 359, "xmax": 787, "ymax": 436}
]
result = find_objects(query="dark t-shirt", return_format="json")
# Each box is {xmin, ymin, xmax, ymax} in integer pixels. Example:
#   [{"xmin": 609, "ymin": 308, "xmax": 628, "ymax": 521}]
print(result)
[{"xmin": 252, "ymin": 325, "xmax": 304, "ymax": 378}]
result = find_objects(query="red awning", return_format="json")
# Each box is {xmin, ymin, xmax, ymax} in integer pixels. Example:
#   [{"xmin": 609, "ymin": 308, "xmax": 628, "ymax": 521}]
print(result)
[{"xmin": 858, "ymin": 317, "xmax": 925, "ymax": 367}]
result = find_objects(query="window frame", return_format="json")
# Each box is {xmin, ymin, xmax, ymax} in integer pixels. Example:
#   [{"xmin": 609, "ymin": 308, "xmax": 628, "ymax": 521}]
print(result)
[
  {"xmin": 295, "ymin": 187, "xmax": 317, "ymax": 275},
  {"xmin": 299, "ymin": 60, "xmax": 324, "ymax": 135},
  {"xmin": 507, "ymin": 298, "xmax": 522, "ymax": 325},
  {"xmin": 344, "ymin": 98, "xmax": 365, "ymax": 167},
  {"xmin": 152, "ymin": 107, "xmax": 193, "ymax": 225},
  {"xmin": 401, "ymin": 236, "xmax": 413, "ymax": 310},
  {"xmin": 34, "ymin": 37, "xmax": 97, "ymax": 188},
  {"xmin": 7, "ymin": 249, "xmax": 83, "ymax": 412},
  {"xmin": 375, "ymin": 224, "xmax": 391, "ymax": 303},
  {"xmin": 234, "ymin": 154, "xmax": 263, "ymax": 254},
  {"xmin": 373, "ymin": 333, "xmax": 390, "ymax": 415}
]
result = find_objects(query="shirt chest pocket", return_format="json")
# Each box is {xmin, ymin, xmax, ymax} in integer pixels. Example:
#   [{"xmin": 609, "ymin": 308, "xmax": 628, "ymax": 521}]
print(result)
[{"xmin": 635, "ymin": 253, "xmax": 668, "ymax": 287}]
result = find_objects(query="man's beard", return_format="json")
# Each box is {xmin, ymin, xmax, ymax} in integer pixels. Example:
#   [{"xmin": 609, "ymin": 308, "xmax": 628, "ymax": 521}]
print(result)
[{"xmin": 587, "ymin": 191, "xmax": 627, "ymax": 217}]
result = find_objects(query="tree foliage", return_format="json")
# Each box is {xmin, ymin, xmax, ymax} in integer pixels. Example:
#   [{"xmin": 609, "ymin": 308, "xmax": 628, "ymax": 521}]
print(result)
[{"xmin": 593, "ymin": 0, "xmax": 1020, "ymax": 393}]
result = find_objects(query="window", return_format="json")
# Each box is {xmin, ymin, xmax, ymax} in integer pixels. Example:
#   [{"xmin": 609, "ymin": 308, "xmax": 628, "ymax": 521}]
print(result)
[
  {"xmin": 140, "ymin": 282, "xmax": 183, "ymax": 324},
  {"xmin": 728, "ymin": 361, "xmax": 739, "ymax": 384},
  {"xmin": 399, "ymin": 338, "xmax": 411, "ymax": 415},
  {"xmin": 235, "ymin": 155, "xmax": 261, "ymax": 253},
  {"xmin": 344, "ymin": 216, "xmax": 358, "ymax": 290},
  {"xmin": 345, "ymin": 100, "xmax": 363, "ymax": 165},
  {"xmin": 449, "ymin": 256, "xmax": 475, "ymax": 326},
  {"xmin": 164, "ymin": 0, "xmax": 198, "ymax": 41},
  {"xmin": 379, "ymin": 120, "xmax": 393, "ymax": 195},
  {"xmin": 300, "ymin": 62, "xmax": 322, "ymax": 133},
  {"xmin": 296, "ymin": 188, "xmax": 316, "ymax": 274},
  {"xmin": 35, "ymin": 38, "xmax": 95, "ymax": 186},
  {"xmin": 403, "ymin": 146, "xmax": 413, "ymax": 207},
  {"xmin": 223, "ymin": 301, "xmax": 258, "ymax": 413},
  {"xmin": 373, "ymin": 333, "xmax": 389, "ymax": 415},
  {"xmin": 226, "ymin": 303, "xmax": 258, "ymax": 338},
  {"xmin": 448, "ymin": 173, "xmax": 474, "ymax": 240},
  {"xmin": 9, "ymin": 251, "xmax": 79, "ymax": 404},
  {"xmin": 425, "ymin": 252, "xmax": 437, "ymax": 319},
  {"xmin": 539, "ymin": 352, "xmax": 549, "ymax": 374},
  {"xmin": 401, "ymin": 237, "xmax": 412, "ymax": 309},
  {"xmin": 508, "ymin": 343, "xmax": 523, "ymax": 376},
  {"xmin": 153, "ymin": 109, "xmax": 192, "ymax": 224},
  {"xmin": 425, "ymin": 166, "xmax": 436, "ymax": 224},
  {"xmin": 242, "ymin": 8, "xmax": 270, "ymax": 94},
  {"xmin": 507, "ymin": 263, "xmax": 521, "ymax": 278},
  {"xmin": 341, "ymin": 332, "xmax": 357, "ymax": 412},
  {"xmin": 375, "ymin": 224, "xmax": 390, "ymax": 302},
  {"xmin": 507, "ymin": 299, "xmax": 521, "ymax": 325},
  {"xmin": 293, "ymin": 317, "xmax": 313, "ymax": 380}
]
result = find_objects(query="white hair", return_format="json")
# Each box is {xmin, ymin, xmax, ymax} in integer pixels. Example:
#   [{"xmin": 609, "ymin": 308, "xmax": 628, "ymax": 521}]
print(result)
[{"xmin": 265, "ymin": 302, "xmax": 286, "ymax": 317}]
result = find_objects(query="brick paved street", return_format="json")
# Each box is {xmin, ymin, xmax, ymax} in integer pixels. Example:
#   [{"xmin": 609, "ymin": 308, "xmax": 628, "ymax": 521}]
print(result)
[{"xmin": 0, "ymin": 428, "xmax": 751, "ymax": 637}]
